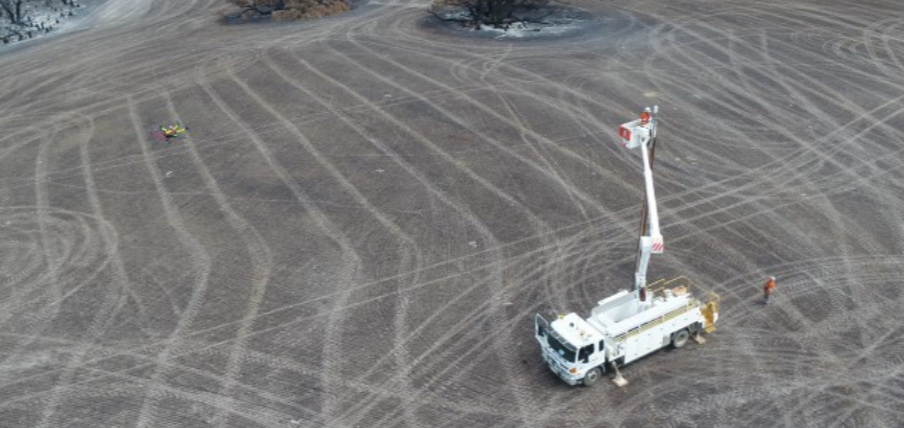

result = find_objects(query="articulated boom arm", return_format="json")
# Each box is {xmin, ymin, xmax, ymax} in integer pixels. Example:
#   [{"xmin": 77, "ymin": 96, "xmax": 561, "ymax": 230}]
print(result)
[
  {"xmin": 634, "ymin": 136, "xmax": 663, "ymax": 294},
  {"xmin": 619, "ymin": 106, "xmax": 663, "ymax": 298}
]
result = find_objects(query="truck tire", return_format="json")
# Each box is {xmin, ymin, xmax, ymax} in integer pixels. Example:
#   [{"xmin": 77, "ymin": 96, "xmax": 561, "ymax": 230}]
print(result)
[
  {"xmin": 671, "ymin": 328, "xmax": 690, "ymax": 348},
  {"xmin": 582, "ymin": 367, "xmax": 602, "ymax": 386}
]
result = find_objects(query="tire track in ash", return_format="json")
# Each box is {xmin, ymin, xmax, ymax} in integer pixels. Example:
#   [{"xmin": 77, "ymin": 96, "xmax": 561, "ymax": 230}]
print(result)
[
  {"xmin": 716, "ymin": 256, "xmax": 901, "ymax": 327},
  {"xmin": 661, "ymin": 179, "xmax": 897, "ymax": 296},
  {"xmin": 0, "ymin": 76, "xmax": 586, "ymax": 195},
  {"xmin": 1, "ymin": 327, "xmax": 554, "ymax": 425},
  {"xmin": 289, "ymin": 34, "xmax": 566, "ymax": 425},
  {"xmin": 0, "ymin": 212, "xmax": 47, "ymax": 310},
  {"xmin": 644, "ymin": 23, "xmax": 896, "ymax": 268},
  {"xmin": 663, "ymin": 94, "xmax": 900, "ymax": 204},
  {"xmin": 1, "ymin": 331, "xmax": 356, "ymax": 426},
  {"xmin": 0, "ymin": 124, "xmax": 102, "ymax": 369},
  {"xmin": 340, "ymin": 10, "xmax": 800, "ymax": 280},
  {"xmin": 5, "ymin": 1, "xmax": 904, "ymax": 425},
  {"xmin": 73, "ymin": 136, "xmax": 154, "ymax": 343},
  {"xmin": 33, "ymin": 114, "xmax": 133, "ymax": 428},
  {"xmin": 713, "ymin": 266, "xmax": 896, "ymax": 377},
  {"xmin": 357, "ymin": 235, "xmax": 610, "ymax": 427},
  {"xmin": 0, "ymin": 73, "xmax": 233, "ymax": 336},
  {"xmin": 196, "ymin": 57, "xmax": 366, "ymax": 426},
  {"xmin": 337, "ymin": 18, "xmax": 588, "ymax": 218},
  {"xmin": 62, "ymin": 364, "xmax": 307, "ymax": 427},
  {"xmin": 724, "ymin": 264, "xmax": 902, "ymax": 426},
  {"xmin": 737, "ymin": 270, "xmax": 894, "ymax": 401},
  {"xmin": 0, "ymin": 187, "xmax": 768, "ymax": 424},
  {"xmin": 14, "ymin": 0, "xmax": 258, "ymax": 111},
  {"xmin": 878, "ymin": 14, "xmax": 905, "ymax": 53},
  {"xmin": 644, "ymin": 18, "xmax": 884, "ymax": 169},
  {"xmin": 128, "ymin": 96, "xmax": 216, "ymax": 428},
  {"xmin": 645, "ymin": 10, "xmax": 881, "ymax": 116},
  {"xmin": 818, "ymin": 17, "xmax": 903, "ymax": 80},
  {"xmin": 0, "ymin": 116, "xmax": 138, "ymax": 319},
  {"xmin": 632, "ymin": 161, "xmax": 900, "ymax": 338},
  {"xmin": 338, "ymin": 32, "xmax": 634, "ymax": 201},
  {"xmin": 328, "ymin": 257, "xmax": 567, "ymax": 426},
  {"xmin": 0, "ymin": 220, "xmax": 588, "ymax": 420},
  {"xmin": 660, "ymin": 99, "xmax": 898, "ymax": 264},
  {"xmin": 0, "ymin": 126, "xmax": 56, "ymax": 320},
  {"xmin": 320, "ymin": 34, "xmax": 622, "ymax": 147},
  {"xmin": 681, "ymin": 9, "xmax": 900, "ymax": 161},
  {"xmin": 329, "ymin": 26, "xmax": 628, "ymax": 312},
  {"xmin": 765, "ymin": 4, "xmax": 902, "ymax": 80},
  {"xmin": 269, "ymin": 48, "xmax": 525, "ymax": 426},
  {"xmin": 0, "ymin": 113, "xmax": 299, "ymax": 192},
  {"xmin": 755, "ymin": 8, "xmax": 903, "ymax": 98},
  {"xmin": 359, "ymin": 9, "xmax": 646, "ymax": 138},
  {"xmin": 490, "ymin": 76, "xmax": 595, "ymax": 221},
  {"xmin": 561, "ymin": 253, "xmax": 901, "ymax": 427},
  {"xmin": 348, "ymin": 13, "xmax": 608, "ymax": 149},
  {"xmin": 35, "ymin": 129, "xmax": 64, "ymax": 317},
  {"xmin": 0, "ymin": 182, "xmax": 129, "ymax": 428},
  {"xmin": 744, "ymin": 51, "xmax": 902, "ymax": 195},
  {"xmin": 0, "ymin": 236, "xmax": 596, "ymax": 426},
  {"xmin": 0, "ymin": 209, "xmax": 116, "ymax": 337},
  {"xmin": 640, "ymin": 17, "xmax": 898, "ymax": 201},
  {"xmin": 0, "ymin": 2, "xmax": 180, "ymax": 111},
  {"xmin": 596, "ymin": 19, "xmax": 824, "ymax": 290},
  {"xmin": 308, "ymin": 25, "xmax": 892, "ymax": 422},
  {"xmin": 2, "ymin": 103, "xmax": 392, "ymax": 422},
  {"xmin": 0, "ymin": 187, "xmax": 607, "ymax": 406},
  {"xmin": 0, "ymin": 127, "xmax": 44, "ymax": 163},
  {"xmin": 235, "ymin": 52, "xmax": 427, "ymax": 427},
  {"xmin": 0, "ymin": 54, "xmax": 613, "ymax": 194},
  {"xmin": 14, "ymin": 67, "xmax": 888, "ymax": 404},
  {"xmin": 0, "ymin": 112, "xmax": 892, "ymax": 426},
  {"xmin": 177, "ymin": 234, "xmax": 594, "ymax": 426}
]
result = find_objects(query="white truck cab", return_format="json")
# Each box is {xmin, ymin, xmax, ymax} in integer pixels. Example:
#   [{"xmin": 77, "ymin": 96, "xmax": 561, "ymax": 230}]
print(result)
[{"xmin": 535, "ymin": 313, "xmax": 607, "ymax": 386}]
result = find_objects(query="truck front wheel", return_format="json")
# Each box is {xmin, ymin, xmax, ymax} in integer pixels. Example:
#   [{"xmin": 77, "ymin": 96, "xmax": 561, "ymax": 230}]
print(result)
[
  {"xmin": 671, "ymin": 329, "xmax": 690, "ymax": 348},
  {"xmin": 582, "ymin": 367, "xmax": 602, "ymax": 386}
]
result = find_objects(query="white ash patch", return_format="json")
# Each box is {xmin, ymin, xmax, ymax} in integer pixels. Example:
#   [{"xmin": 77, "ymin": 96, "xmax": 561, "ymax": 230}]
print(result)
[{"xmin": 427, "ymin": 6, "xmax": 595, "ymax": 41}]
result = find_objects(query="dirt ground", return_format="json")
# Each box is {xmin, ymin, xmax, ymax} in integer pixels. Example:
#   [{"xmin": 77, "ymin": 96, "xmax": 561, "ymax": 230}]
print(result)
[{"xmin": 0, "ymin": 0, "xmax": 901, "ymax": 427}]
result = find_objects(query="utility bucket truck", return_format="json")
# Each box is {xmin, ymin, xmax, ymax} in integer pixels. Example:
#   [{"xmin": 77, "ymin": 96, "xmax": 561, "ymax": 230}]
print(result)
[{"xmin": 534, "ymin": 107, "xmax": 720, "ymax": 387}]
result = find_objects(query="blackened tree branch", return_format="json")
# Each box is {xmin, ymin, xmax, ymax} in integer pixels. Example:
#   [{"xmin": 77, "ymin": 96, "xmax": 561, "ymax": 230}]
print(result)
[{"xmin": 430, "ymin": 0, "xmax": 551, "ymax": 29}]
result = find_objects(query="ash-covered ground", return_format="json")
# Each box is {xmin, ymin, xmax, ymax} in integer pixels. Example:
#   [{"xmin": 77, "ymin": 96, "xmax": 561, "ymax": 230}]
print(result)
[{"xmin": 0, "ymin": 0, "xmax": 901, "ymax": 427}]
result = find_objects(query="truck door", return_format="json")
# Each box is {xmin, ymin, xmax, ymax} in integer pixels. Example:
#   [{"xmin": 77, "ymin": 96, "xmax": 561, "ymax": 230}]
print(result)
[
  {"xmin": 593, "ymin": 340, "xmax": 606, "ymax": 370},
  {"xmin": 577, "ymin": 341, "xmax": 605, "ymax": 371}
]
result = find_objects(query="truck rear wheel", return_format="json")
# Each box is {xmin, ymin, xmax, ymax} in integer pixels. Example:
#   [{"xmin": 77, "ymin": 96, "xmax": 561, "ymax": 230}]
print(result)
[
  {"xmin": 582, "ymin": 367, "xmax": 601, "ymax": 386},
  {"xmin": 671, "ymin": 329, "xmax": 690, "ymax": 348}
]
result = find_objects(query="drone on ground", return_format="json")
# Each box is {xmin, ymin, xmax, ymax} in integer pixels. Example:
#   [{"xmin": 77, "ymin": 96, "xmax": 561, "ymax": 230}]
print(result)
[{"xmin": 150, "ymin": 123, "xmax": 189, "ymax": 142}]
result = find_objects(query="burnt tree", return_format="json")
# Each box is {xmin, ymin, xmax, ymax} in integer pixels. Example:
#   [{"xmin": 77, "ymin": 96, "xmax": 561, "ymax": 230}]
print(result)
[
  {"xmin": 228, "ymin": 0, "xmax": 349, "ymax": 20},
  {"xmin": 0, "ymin": 0, "xmax": 25, "ymax": 24},
  {"xmin": 432, "ymin": 0, "xmax": 550, "ymax": 30},
  {"xmin": 229, "ymin": 0, "xmax": 284, "ymax": 15}
]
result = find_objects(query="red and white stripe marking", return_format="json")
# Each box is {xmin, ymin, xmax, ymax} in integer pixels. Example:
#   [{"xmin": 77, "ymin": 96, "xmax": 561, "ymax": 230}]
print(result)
[{"xmin": 652, "ymin": 239, "xmax": 664, "ymax": 253}]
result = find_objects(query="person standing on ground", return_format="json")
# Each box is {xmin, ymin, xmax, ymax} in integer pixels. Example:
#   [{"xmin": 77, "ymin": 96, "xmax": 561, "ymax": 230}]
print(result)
[{"xmin": 763, "ymin": 276, "xmax": 776, "ymax": 306}]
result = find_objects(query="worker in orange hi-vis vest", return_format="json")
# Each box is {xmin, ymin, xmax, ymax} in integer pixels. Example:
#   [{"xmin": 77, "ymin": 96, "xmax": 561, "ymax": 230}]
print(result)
[{"xmin": 763, "ymin": 276, "xmax": 776, "ymax": 306}]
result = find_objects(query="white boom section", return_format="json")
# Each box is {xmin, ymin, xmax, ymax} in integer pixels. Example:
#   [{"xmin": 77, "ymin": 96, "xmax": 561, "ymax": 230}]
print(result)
[
  {"xmin": 633, "ymin": 137, "xmax": 664, "ymax": 294},
  {"xmin": 620, "ymin": 106, "xmax": 663, "ymax": 295}
]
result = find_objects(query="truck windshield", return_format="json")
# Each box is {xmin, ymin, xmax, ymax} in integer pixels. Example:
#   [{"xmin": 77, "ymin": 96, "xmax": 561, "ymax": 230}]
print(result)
[{"xmin": 547, "ymin": 332, "xmax": 576, "ymax": 362}]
